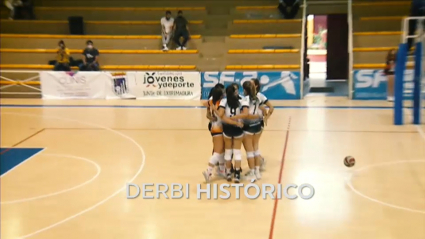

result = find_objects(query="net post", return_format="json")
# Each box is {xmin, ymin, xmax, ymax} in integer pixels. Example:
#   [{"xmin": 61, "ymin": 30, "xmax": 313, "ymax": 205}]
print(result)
[
  {"xmin": 413, "ymin": 42, "xmax": 423, "ymax": 124},
  {"xmin": 394, "ymin": 43, "xmax": 408, "ymax": 125}
]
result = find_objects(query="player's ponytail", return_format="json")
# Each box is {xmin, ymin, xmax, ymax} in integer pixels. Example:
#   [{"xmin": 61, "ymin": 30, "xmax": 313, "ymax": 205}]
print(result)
[
  {"xmin": 242, "ymin": 81, "xmax": 258, "ymax": 102},
  {"xmin": 207, "ymin": 88, "xmax": 214, "ymax": 99},
  {"xmin": 226, "ymin": 85, "xmax": 240, "ymax": 109},
  {"xmin": 252, "ymin": 78, "xmax": 261, "ymax": 94}
]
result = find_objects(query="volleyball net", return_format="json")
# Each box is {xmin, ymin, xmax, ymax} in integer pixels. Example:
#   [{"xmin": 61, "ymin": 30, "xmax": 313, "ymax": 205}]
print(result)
[{"xmin": 394, "ymin": 16, "xmax": 425, "ymax": 125}]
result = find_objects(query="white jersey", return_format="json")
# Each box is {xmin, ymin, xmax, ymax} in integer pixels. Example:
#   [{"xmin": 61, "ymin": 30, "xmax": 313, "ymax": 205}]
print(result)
[
  {"xmin": 161, "ymin": 17, "xmax": 174, "ymax": 34},
  {"xmin": 257, "ymin": 92, "xmax": 268, "ymax": 117},
  {"xmin": 244, "ymin": 95, "xmax": 262, "ymax": 126},
  {"xmin": 219, "ymin": 97, "xmax": 249, "ymax": 125}
]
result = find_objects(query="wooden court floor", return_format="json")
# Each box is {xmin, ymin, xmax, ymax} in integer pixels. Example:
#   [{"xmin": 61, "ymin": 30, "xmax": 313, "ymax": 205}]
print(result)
[{"xmin": 1, "ymin": 97, "xmax": 424, "ymax": 239}]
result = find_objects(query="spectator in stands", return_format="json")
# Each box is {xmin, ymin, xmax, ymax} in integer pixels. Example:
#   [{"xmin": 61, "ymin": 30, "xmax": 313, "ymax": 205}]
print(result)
[
  {"xmin": 173, "ymin": 10, "xmax": 190, "ymax": 50},
  {"xmin": 384, "ymin": 49, "xmax": 397, "ymax": 102},
  {"xmin": 4, "ymin": 0, "xmax": 19, "ymax": 19},
  {"xmin": 161, "ymin": 11, "xmax": 174, "ymax": 51},
  {"xmin": 54, "ymin": 40, "xmax": 71, "ymax": 71},
  {"xmin": 13, "ymin": 0, "xmax": 35, "ymax": 19},
  {"xmin": 407, "ymin": 0, "xmax": 425, "ymax": 52},
  {"xmin": 80, "ymin": 40, "xmax": 100, "ymax": 71},
  {"xmin": 278, "ymin": 0, "xmax": 300, "ymax": 19}
]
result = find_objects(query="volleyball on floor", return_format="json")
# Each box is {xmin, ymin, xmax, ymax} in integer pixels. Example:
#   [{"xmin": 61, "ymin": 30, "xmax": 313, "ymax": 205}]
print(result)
[{"xmin": 344, "ymin": 156, "xmax": 355, "ymax": 167}]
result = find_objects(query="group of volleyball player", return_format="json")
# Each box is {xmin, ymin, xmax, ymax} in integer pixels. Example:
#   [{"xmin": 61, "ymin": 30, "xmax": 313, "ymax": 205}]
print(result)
[{"xmin": 202, "ymin": 79, "xmax": 274, "ymax": 183}]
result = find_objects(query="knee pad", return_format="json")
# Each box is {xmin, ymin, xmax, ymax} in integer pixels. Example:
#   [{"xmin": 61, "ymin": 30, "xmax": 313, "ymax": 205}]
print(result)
[
  {"xmin": 209, "ymin": 152, "xmax": 221, "ymax": 165},
  {"xmin": 224, "ymin": 149, "xmax": 233, "ymax": 161},
  {"xmin": 218, "ymin": 153, "xmax": 225, "ymax": 164},
  {"xmin": 246, "ymin": 151, "xmax": 255, "ymax": 159},
  {"xmin": 233, "ymin": 149, "xmax": 242, "ymax": 161},
  {"xmin": 254, "ymin": 150, "xmax": 261, "ymax": 157}
]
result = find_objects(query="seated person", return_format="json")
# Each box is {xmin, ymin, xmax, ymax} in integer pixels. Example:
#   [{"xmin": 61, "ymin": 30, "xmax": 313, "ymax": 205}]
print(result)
[
  {"xmin": 54, "ymin": 40, "xmax": 71, "ymax": 71},
  {"xmin": 79, "ymin": 40, "xmax": 100, "ymax": 71},
  {"xmin": 161, "ymin": 10, "xmax": 174, "ymax": 51},
  {"xmin": 173, "ymin": 10, "xmax": 190, "ymax": 50}
]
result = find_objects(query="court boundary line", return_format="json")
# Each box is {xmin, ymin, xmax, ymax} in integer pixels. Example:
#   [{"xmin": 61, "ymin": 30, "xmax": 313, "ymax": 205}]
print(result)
[
  {"xmin": 0, "ymin": 148, "xmax": 46, "ymax": 178},
  {"xmin": 416, "ymin": 125, "xmax": 425, "ymax": 141},
  {"xmin": 0, "ymin": 128, "xmax": 45, "ymax": 155},
  {"xmin": 42, "ymin": 127, "xmax": 420, "ymax": 134},
  {"xmin": 268, "ymin": 116, "xmax": 291, "ymax": 239},
  {"xmin": 0, "ymin": 104, "xmax": 398, "ymax": 109},
  {"xmin": 0, "ymin": 112, "xmax": 146, "ymax": 239},
  {"xmin": 1, "ymin": 154, "xmax": 101, "ymax": 205},
  {"xmin": 346, "ymin": 160, "xmax": 425, "ymax": 214}
]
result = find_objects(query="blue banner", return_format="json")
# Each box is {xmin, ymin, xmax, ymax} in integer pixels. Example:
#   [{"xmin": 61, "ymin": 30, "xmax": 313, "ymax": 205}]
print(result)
[
  {"xmin": 201, "ymin": 71, "xmax": 301, "ymax": 100},
  {"xmin": 353, "ymin": 69, "xmax": 414, "ymax": 100}
]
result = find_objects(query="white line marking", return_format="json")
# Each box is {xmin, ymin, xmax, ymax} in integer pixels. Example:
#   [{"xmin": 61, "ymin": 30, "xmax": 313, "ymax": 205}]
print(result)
[
  {"xmin": 415, "ymin": 125, "xmax": 425, "ymax": 141},
  {"xmin": 402, "ymin": 107, "xmax": 425, "ymax": 141},
  {"xmin": 0, "ymin": 112, "xmax": 146, "ymax": 238},
  {"xmin": 0, "ymin": 148, "xmax": 46, "ymax": 178},
  {"xmin": 1, "ymin": 154, "xmax": 101, "ymax": 205},
  {"xmin": 347, "ymin": 159, "xmax": 425, "ymax": 214}
]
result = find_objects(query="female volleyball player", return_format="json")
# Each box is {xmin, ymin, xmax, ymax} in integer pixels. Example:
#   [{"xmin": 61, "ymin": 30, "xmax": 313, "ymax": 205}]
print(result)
[
  {"xmin": 384, "ymin": 49, "xmax": 396, "ymax": 102},
  {"xmin": 216, "ymin": 85, "xmax": 249, "ymax": 183},
  {"xmin": 239, "ymin": 81, "xmax": 263, "ymax": 179},
  {"xmin": 253, "ymin": 78, "xmax": 274, "ymax": 171},
  {"xmin": 202, "ymin": 86, "xmax": 226, "ymax": 183},
  {"xmin": 206, "ymin": 83, "xmax": 225, "ymax": 134}
]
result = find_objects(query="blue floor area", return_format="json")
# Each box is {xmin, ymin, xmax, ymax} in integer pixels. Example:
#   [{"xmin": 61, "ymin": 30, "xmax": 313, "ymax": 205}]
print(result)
[{"xmin": 0, "ymin": 148, "xmax": 44, "ymax": 176}]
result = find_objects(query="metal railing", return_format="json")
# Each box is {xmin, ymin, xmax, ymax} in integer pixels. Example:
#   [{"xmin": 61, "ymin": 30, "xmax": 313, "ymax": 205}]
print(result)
[
  {"xmin": 401, "ymin": 16, "xmax": 425, "ymax": 44},
  {"xmin": 401, "ymin": 17, "xmax": 425, "ymax": 96},
  {"xmin": 348, "ymin": 0, "xmax": 353, "ymax": 99},
  {"xmin": 400, "ymin": 16, "xmax": 425, "ymax": 124},
  {"xmin": 300, "ymin": 0, "xmax": 307, "ymax": 98}
]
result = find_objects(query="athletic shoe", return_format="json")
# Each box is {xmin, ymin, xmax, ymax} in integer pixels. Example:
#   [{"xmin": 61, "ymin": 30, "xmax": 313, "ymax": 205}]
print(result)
[
  {"xmin": 176, "ymin": 46, "xmax": 182, "ymax": 50},
  {"xmin": 217, "ymin": 168, "xmax": 226, "ymax": 178},
  {"xmin": 234, "ymin": 170, "xmax": 241, "ymax": 183},
  {"xmin": 182, "ymin": 46, "xmax": 187, "ymax": 50},
  {"xmin": 202, "ymin": 171, "xmax": 211, "ymax": 183},
  {"xmin": 260, "ymin": 157, "xmax": 266, "ymax": 171},
  {"xmin": 255, "ymin": 168, "xmax": 262, "ymax": 180},
  {"xmin": 244, "ymin": 170, "xmax": 257, "ymax": 182},
  {"xmin": 162, "ymin": 45, "xmax": 168, "ymax": 51},
  {"xmin": 226, "ymin": 172, "xmax": 232, "ymax": 182},
  {"xmin": 387, "ymin": 96, "xmax": 394, "ymax": 102},
  {"xmin": 230, "ymin": 164, "xmax": 242, "ymax": 175}
]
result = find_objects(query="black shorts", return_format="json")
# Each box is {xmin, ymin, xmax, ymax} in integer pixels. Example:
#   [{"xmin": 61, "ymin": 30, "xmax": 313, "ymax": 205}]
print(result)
[
  {"xmin": 208, "ymin": 122, "xmax": 223, "ymax": 136},
  {"xmin": 223, "ymin": 124, "xmax": 244, "ymax": 138},
  {"xmin": 243, "ymin": 122, "xmax": 262, "ymax": 135}
]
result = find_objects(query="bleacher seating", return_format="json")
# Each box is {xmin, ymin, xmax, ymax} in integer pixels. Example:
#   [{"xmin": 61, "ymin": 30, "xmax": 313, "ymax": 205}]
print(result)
[
  {"xmin": 352, "ymin": 1, "xmax": 411, "ymax": 69},
  {"xmin": 0, "ymin": 0, "xmax": 301, "ymax": 72}
]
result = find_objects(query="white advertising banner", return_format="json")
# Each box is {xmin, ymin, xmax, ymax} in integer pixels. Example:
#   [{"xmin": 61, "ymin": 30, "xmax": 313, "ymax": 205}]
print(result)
[
  {"xmin": 40, "ymin": 71, "xmax": 107, "ymax": 99},
  {"xmin": 126, "ymin": 71, "xmax": 201, "ymax": 100}
]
